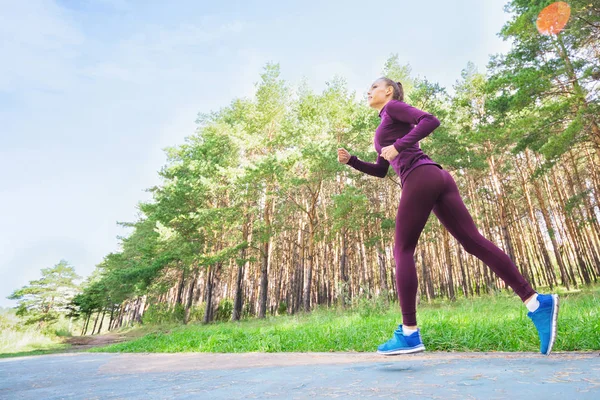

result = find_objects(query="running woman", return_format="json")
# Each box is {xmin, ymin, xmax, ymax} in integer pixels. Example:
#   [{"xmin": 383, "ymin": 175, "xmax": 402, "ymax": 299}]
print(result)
[{"xmin": 337, "ymin": 77, "xmax": 559, "ymax": 355}]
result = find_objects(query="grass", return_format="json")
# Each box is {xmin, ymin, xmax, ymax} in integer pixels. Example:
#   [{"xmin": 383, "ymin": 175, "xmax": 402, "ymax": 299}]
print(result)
[
  {"xmin": 0, "ymin": 347, "xmax": 72, "ymax": 359},
  {"xmin": 91, "ymin": 285, "xmax": 600, "ymax": 354},
  {"xmin": 0, "ymin": 311, "xmax": 77, "ymax": 359},
  {"xmin": 0, "ymin": 326, "xmax": 70, "ymax": 359}
]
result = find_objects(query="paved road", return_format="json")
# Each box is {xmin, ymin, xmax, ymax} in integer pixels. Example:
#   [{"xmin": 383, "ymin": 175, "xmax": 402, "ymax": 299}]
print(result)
[{"xmin": 1, "ymin": 352, "xmax": 599, "ymax": 399}]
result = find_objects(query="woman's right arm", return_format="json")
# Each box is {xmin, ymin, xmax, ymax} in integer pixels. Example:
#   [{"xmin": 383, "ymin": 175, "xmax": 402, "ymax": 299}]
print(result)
[{"xmin": 347, "ymin": 154, "xmax": 390, "ymax": 178}]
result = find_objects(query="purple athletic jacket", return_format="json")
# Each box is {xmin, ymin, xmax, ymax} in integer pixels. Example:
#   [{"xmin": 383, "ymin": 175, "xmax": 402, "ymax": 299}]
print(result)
[{"xmin": 347, "ymin": 100, "xmax": 442, "ymax": 187}]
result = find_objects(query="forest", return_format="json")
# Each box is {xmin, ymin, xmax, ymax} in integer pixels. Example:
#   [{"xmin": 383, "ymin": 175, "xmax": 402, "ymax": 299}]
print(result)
[{"xmin": 9, "ymin": 0, "xmax": 600, "ymax": 337}]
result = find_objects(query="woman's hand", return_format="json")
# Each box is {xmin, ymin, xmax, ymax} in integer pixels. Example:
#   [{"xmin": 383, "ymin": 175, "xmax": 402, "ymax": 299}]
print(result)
[
  {"xmin": 337, "ymin": 148, "xmax": 351, "ymax": 164},
  {"xmin": 381, "ymin": 145, "xmax": 399, "ymax": 161}
]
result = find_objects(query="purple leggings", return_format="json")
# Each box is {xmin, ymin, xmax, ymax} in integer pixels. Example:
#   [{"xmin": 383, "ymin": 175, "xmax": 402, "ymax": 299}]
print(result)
[{"xmin": 395, "ymin": 164, "xmax": 536, "ymax": 326}]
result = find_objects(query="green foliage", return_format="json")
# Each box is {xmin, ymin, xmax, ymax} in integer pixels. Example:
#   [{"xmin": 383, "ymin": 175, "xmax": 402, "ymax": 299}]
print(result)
[
  {"xmin": 0, "ymin": 309, "xmax": 72, "ymax": 356},
  {"xmin": 329, "ymin": 186, "xmax": 370, "ymax": 237},
  {"xmin": 47, "ymin": 0, "xmax": 598, "ymax": 331},
  {"xmin": 487, "ymin": 0, "xmax": 599, "ymax": 159},
  {"xmin": 277, "ymin": 301, "xmax": 287, "ymax": 315},
  {"xmin": 335, "ymin": 281, "xmax": 352, "ymax": 308},
  {"xmin": 351, "ymin": 291, "xmax": 390, "ymax": 318},
  {"xmin": 187, "ymin": 304, "xmax": 206, "ymax": 323},
  {"xmin": 8, "ymin": 260, "xmax": 80, "ymax": 327},
  {"xmin": 53, "ymin": 327, "xmax": 72, "ymax": 337},
  {"xmin": 215, "ymin": 299, "xmax": 234, "ymax": 322},
  {"xmin": 381, "ymin": 54, "xmax": 416, "ymax": 100},
  {"xmin": 539, "ymin": 113, "xmax": 583, "ymax": 159},
  {"xmin": 143, "ymin": 303, "xmax": 186, "ymax": 325}
]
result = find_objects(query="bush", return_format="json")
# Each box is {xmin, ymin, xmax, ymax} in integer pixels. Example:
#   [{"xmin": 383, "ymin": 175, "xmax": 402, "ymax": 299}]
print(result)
[
  {"xmin": 143, "ymin": 303, "xmax": 185, "ymax": 325},
  {"xmin": 54, "ymin": 328, "xmax": 72, "ymax": 337},
  {"xmin": 48, "ymin": 317, "xmax": 75, "ymax": 337},
  {"xmin": 172, "ymin": 304, "xmax": 185, "ymax": 323},
  {"xmin": 277, "ymin": 301, "xmax": 287, "ymax": 315},
  {"xmin": 187, "ymin": 304, "xmax": 206, "ymax": 323},
  {"xmin": 242, "ymin": 302, "xmax": 252, "ymax": 319},
  {"xmin": 336, "ymin": 281, "xmax": 351, "ymax": 308},
  {"xmin": 215, "ymin": 299, "xmax": 234, "ymax": 322},
  {"xmin": 0, "ymin": 309, "xmax": 62, "ymax": 354},
  {"xmin": 352, "ymin": 289, "xmax": 390, "ymax": 318},
  {"xmin": 0, "ymin": 313, "xmax": 11, "ymax": 332}
]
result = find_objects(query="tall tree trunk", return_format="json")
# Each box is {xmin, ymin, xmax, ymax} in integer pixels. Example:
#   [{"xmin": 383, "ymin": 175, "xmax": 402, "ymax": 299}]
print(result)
[
  {"xmin": 442, "ymin": 229, "xmax": 456, "ymax": 300},
  {"xmin": 359, "ymin": 231, "xmax": 369, "ymax": 295},
  {"xmin": 488, "ymin": 154, "xmax": 517, "ymax": 263},
  {"xmin": 96, "ymin": 309, "xmax": 106, "ymax": 334},
  {"xmin": 82, "ymin": 313, "xmax": 91, "ymax": 336},
  {"xmin": 541, "ymin": 168, "xmax": 578, "ymax": 287},
  {"xmin": 233, "ymin": 215, "xmax": 252, "ymax": 321},
  {"xmin": 184, "ymin": 268, "xmax": 198, "ymax": 324},
  {"xmin": 294, "ymin": 223, "xmax": 304, "ymax": 314},
  {"xmin": 232, "ymin": 258, "xmax": 246, "ymax": 321},
  {"xmin": 175, "ymin": 266, "xmax": 186, "ymax": 307},
  {"xmin": 108, "ymin": 305, "xmax": 116, "ymax": 331},
  {"xmin": 514, "ymin": 157, "xmax": 556, "ymax": 287},
  {"xmin": 117, "ymin": 303, "xmax": 125, "ymax": 329},
  {"xmin": 339, "ymin": 230, "xmax": 349, "ymax": 305},
  {"xmin": 457, "ymin": 245, "xmax": 469, "ymax": 297},
  {"xmin": 91, "ymin": 311, "xmax": 100, "ymax": 335},
  {"xmin": 274, "ymin": 261, "xmax": 284, "ymax": 313},
  {"xmin": 259, "ymin": 197, "xmax": 274, "ymax": 318},
  {"xmin": 420, "ymin": 249, "xmax": 432, "ymax": 302},
  {"xmin": 553, "ymin": 167, "xmax": 591, "ymax": 285},
  {"xmin": 203, "ymin": 266, "xmax": 215, "ymax": 324},
  {"xmin": 525, "ymin": 151, "xmax": 570, "ymax": 289},
  {"xmin": 377, "ymin": 238, "xmax": 389, "ymax": 293},
  {"xmin": 303, "ymin": 222, "xmax": 315, "ymax": 311}
]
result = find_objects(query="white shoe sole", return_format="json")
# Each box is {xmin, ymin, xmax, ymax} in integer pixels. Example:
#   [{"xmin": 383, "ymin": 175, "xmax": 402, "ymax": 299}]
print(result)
[
  {"xmin": 545, "ymin": 294, "xmax": 559, "ymax": 355},
  {"xmin": 377, "ymin": 344, "xmax": 426, "ymax": 356}
]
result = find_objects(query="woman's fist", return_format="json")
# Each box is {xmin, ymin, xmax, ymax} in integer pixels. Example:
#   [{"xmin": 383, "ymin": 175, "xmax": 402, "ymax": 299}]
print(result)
[
  {"xmin": 337, "ymin": 148, "xmax": 351, "ymax": 164},
  {"xmin": 381, "ymin": 145, "xmax": 399, "ymax": 162}
]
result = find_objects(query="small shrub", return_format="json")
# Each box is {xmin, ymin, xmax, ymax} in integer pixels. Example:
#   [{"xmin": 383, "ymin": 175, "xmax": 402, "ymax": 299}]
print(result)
[
  {"xmin": 187, "ymin": 304, "xmax": 206, "ymax": 323},
  {"xmin": 172, "ymin": 304, "xmax": 185, "ymax": 323},
  {"xmin": 353, "ymin": 290, "xmax": 390, "ymax": 318},
  {"xmin": 54, "ymin": 328, "xmax": 72, "ymax": 337},
  {"xmin": 143, "ymin": 303, "xmax": 185, "ymax": 325},
  {"xmin": 215, "ymin": 299, "xmax": 234, "ymax": 322},
  {"xmin": 242, "ymin": 302, "xmax": 252, "ymax": 320},
  {"xmin": 277, "ymin": 301, "xmax": 287, "ymax": 315}
]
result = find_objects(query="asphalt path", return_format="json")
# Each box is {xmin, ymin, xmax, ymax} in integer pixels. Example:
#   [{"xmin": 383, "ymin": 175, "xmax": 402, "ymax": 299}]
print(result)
[{"xmin": 1, "ymin": 352, "xmax": 599, "ymax": 399}]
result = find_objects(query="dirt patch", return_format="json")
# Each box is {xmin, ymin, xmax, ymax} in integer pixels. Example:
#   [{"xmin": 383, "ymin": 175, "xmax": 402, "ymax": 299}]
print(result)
[{"xmin": 63, "ymin": 333, "xmax": 129, "ymax": 351}]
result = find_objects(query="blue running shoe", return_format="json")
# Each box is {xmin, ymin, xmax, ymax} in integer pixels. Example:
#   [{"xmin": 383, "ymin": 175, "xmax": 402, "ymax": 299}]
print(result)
[
  {"xmin": 527, "ymin": 294, "xmax": 559, "ymax": 355},
  {"xmin": 377, "ymin": 325, "xmax": 425, "ymax": 355}
]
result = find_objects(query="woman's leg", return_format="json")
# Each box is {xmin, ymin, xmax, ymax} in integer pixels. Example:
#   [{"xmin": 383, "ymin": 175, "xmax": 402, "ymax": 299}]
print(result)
[
  {"xmin": 432, "ymin": 170, "xmax": 536, "ymax": 301},
  {"xmin": 394, "ymin": 165, "xmax": 445, "ymax": 327}
]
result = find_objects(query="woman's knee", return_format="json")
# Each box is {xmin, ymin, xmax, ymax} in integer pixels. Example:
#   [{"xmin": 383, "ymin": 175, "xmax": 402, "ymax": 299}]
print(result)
[
  {"xmin": 394, "ymin": 242, "xmax": 416, "ymax": 257},
  {"xmin": 460, "ymin": 235, "xmax": 486, "ymax": 255}
]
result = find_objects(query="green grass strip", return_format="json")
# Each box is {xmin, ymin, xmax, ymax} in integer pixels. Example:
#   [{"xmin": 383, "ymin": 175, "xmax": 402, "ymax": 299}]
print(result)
[{"xmin": 91, "ymin": 286, "xmax": 600, "ymax": 354}]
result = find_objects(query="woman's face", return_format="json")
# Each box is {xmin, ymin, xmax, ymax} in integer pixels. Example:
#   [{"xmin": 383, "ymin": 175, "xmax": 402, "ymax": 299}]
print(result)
[{"xmin": 367, "ymin": 79, "xmax": 393, "ymax": 109}]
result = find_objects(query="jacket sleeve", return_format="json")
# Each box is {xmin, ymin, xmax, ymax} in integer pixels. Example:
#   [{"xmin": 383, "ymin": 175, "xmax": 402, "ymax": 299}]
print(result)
[
  {"xmin": 347, "ymin": 154, "xmax": 389, "ymax": 178},
  {"xmin": 385, "ymin": 101, "xmax": 440, "ymax": 153}
]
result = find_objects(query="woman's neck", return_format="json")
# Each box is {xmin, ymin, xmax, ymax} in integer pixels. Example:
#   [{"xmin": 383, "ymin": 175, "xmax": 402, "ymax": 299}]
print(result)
[{"xmin": 376, "ymin": 98, "xmax": 393, "ymax": 113}]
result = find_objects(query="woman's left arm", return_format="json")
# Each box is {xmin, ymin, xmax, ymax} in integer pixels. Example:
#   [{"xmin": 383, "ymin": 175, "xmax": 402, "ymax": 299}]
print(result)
[{"xmin": 386, "ymin": 101, "xmax": 440, "ymax": 153}]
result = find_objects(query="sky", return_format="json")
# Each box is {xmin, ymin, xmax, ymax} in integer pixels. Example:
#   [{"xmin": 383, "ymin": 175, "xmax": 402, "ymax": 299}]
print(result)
[{"xmin": 0, "ymin": 0, "xmax": 514, "ymax": 307}]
